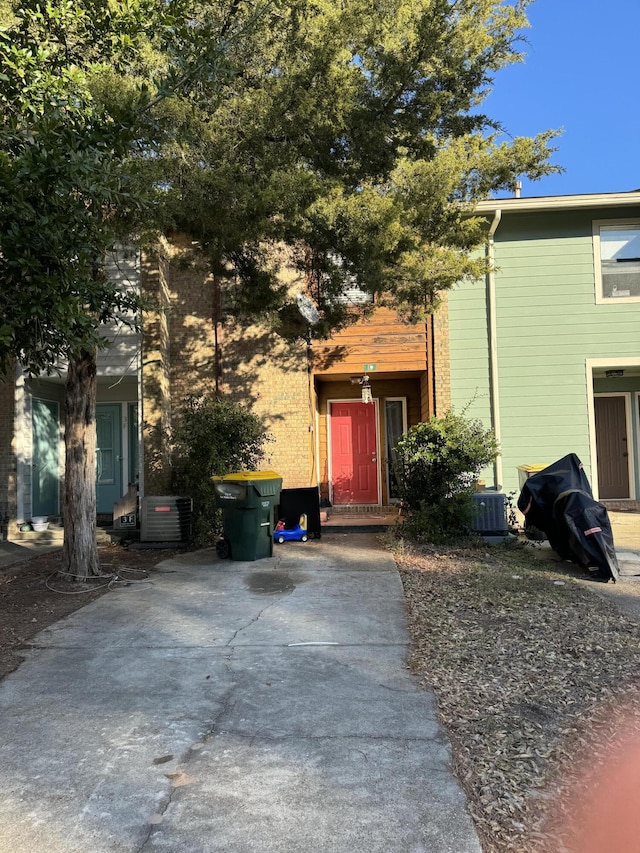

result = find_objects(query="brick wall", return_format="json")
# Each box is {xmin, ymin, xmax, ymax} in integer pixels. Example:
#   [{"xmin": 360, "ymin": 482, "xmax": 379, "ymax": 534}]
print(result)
[
  {"xmin": 432, "ymin": 294, "xmax": 451, "ymax": 415},
  {"xmin": 141, "ymin": 240, "xmax": 173, "ymax": 494},
  {"xmin": 165, "ymin": 234, "xmax": 219, "ymax": 405},
  {"xmin": 217, "ymin": 249, "xmax": 314, "ymax": 487},
  {"xmin": 220, "ymin": 320, "xmax": 312, "ymax": 486},
  {"xmin": 141, "ymin": 238, "xmax": 314, "ymax": 491}
]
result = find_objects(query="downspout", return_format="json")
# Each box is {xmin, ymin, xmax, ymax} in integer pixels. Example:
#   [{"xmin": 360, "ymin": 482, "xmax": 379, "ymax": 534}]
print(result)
[{"xmin": 487, "ymin": 209, "xmax": 503, "ymax": 490}]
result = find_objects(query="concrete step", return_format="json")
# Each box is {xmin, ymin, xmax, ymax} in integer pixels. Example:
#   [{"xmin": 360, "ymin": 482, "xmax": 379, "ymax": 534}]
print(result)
[
  {"xmin": 9, "ymin": 527, "xmax": 134, "ymax": 546},
  {"xmin": 326, "ymin": 505, "xmax": 398, "ymax": 516},
  {"xmin": 11, "ymin": 527, "xmax": 64, "ymax": 544},
  {"xmin": 321, "ymin": 507, "xmax": 401, "ymax": 533}
]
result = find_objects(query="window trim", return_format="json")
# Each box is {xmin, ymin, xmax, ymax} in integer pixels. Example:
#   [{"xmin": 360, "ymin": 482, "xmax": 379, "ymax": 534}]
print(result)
[{"xmin": 593, "ymin": 218, "xmax": 640, "ymax": 305}]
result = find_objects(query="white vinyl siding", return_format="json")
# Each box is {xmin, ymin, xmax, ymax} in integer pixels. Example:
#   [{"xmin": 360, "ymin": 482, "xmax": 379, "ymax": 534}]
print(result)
[{"xmin": 97, "ymin": 248, "xmax": 141, "ymax": 377}]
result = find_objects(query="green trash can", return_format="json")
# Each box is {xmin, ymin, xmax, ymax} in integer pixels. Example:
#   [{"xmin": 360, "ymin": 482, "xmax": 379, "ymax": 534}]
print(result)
[{"xmin": 211, "ymin": 471, "xmax": 283, "ymax": 561}]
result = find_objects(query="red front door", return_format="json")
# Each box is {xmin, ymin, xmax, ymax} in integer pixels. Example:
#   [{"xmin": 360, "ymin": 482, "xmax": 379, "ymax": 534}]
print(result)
[{"xmin": 330, "ymin": 401, "xmax": 379, "ymax": 504}]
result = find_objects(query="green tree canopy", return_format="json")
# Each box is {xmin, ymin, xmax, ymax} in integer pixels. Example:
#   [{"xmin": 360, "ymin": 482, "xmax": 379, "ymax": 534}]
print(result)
[
  {"xmin": 0, "ymin": 0, "xmax": 560, "ymax": 370},
  {"xmin": 152, "ymin": 0, "xmax": 560, "ymax": 331},
  {"xmin": 0, "ymin": 0, "xmax": 244, "ymax": 374}
]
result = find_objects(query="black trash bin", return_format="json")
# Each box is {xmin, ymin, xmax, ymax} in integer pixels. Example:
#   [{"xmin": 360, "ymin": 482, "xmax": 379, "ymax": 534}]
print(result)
[
  {"xmin": 211, "ymin": 471, "xmax": 282, "ymax": 561},
  {"xmin": 277, "ymin": 487, "xmax": 322, "ymax": 539}
]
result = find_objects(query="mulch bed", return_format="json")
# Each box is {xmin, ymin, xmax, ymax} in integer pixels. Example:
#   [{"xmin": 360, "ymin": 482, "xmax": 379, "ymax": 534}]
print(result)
[{"xmin": 397, "ymin": 541, "xmax": 640, "ymax": 852}]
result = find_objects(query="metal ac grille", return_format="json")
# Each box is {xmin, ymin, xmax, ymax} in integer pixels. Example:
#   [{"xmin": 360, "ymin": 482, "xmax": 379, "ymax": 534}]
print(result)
[
  {"xmin": 140, "ymin": 496, "xmax": 193, "ymax": 542},
  {"xmin": 471, "ymin": 493, "xmax": 508, "ymax": 534}
]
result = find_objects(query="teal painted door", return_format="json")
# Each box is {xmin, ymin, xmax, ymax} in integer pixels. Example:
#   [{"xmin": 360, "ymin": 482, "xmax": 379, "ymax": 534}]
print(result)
[
  {"xmin": 32, "ymin": 399, "xmax": 59, "ymax": 517},
  {"xmin": 96, "ymin": 404, "xmax": 122, "ymax": 512}
]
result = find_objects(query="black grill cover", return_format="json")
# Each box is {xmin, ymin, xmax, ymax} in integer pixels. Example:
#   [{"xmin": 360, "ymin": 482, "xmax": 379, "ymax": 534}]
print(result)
[{"xmin": 517, "ymin": 454, "xmax": 619, "ymax": 582}]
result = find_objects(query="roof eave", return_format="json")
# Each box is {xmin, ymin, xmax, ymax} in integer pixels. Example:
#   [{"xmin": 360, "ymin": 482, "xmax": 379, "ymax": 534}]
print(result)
[{"xmin": 473, "ymin": 191, "xmax": 640, "ymax": 215}]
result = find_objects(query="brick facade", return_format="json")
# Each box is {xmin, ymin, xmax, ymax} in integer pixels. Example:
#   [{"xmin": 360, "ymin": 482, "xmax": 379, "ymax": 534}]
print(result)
[
  {"xmin": 140, "ymin": 239, "xmax": 173, "ymax": 494},
  {"xmin": 214, "ymin": 253, "xmax": 312, "ymax": 487},
  {"xmin": 140, "ymin": 237, "xmax": 314, "ymax": 490},
  {"xmin": 220, "ymin": 321, "xmax": 312, "ymax": 486},
  {"xmin": 432, "ymin": 294, "xmax": 451, "ymax": 415}
]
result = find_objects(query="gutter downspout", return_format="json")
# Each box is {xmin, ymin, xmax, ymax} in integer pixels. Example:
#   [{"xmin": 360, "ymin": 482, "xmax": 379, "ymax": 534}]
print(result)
[{"xmin": 487, "ymin": 209, "xmax": 503, "ymax": 490}]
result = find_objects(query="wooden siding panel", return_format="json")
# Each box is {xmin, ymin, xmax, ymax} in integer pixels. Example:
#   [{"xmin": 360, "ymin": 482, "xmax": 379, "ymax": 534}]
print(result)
[{"xmin": 311, "ymin": 308, "xmax": 428, "ymax": 377}]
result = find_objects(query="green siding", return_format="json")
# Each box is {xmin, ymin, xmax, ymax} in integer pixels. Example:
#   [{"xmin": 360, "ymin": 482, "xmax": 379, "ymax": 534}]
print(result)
[
  {"xmin": 448, "ymin": 206, "xmax": 640, "ymax": 498},
  {"xmin": 448, "ymin": 277, "xmax": 491, "ymax": 423}
]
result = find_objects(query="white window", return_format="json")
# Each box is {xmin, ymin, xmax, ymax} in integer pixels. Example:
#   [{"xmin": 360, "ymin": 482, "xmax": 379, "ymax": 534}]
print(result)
[
  {"xmin": 322, "ymin": 253, "xmax": 374, "ymax": 306},
  {"xmin": 593, "ymin": 220, "xmax": 640, "ymax": 303},
  {"xmin": 384, "ymin": 398, "xmax": 407, "ymax": 501}
]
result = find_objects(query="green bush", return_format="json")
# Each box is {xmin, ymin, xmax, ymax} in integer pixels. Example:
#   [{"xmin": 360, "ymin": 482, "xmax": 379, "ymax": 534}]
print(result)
[
  {"xmin": 399, "ymin": 494, "xmax": 476, "ymax": 544},
  {"xmin": 171, "ymin": 394, "xmax": 271, "ymax": 545},
  {"xmin": 393, "ymin": 410, "xmax": 499, "ymax": 544}
]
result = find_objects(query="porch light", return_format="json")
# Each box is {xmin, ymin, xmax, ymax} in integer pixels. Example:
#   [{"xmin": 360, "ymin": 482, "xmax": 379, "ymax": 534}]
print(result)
[{"xmin": 360, "ymin": 374, "xmax": 373, "ymax": 404}]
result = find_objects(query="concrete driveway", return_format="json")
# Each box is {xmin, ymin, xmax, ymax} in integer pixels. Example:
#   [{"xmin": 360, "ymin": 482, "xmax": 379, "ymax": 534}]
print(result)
[{"xmin": 0, "ymin": 532, "xmax": 480, "ymax": 853}]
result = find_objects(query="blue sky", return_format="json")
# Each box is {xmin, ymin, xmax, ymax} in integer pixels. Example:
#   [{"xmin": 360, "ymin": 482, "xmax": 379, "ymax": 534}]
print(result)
[{"xmin": 483, "ymin": 0, "xmax": 640, "ymax": 198}]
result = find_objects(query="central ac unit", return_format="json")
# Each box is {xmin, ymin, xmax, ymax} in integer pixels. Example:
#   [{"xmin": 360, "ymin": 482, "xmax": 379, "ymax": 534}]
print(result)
[
  {"xmin": 471, "ymin": 492, "xmax": 508, "ymax": 535},
  {"xmin": 140, "ymin": 496, "xmax": 193, "ymax": 543}
]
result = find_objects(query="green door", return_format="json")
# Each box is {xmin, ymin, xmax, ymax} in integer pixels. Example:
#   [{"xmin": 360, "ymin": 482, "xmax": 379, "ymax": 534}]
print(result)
[
  {"xmin": 96, "ymin": 403, "xmax": 122, "ymax": 513},
  {"xmin": 32, "ymin": 399, "xmax": 59, "ymax": 517}
]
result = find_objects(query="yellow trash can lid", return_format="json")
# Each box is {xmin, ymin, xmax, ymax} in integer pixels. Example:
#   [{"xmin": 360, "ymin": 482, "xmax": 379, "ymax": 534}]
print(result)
[
  {"xmin": 516, "ymin": 464, "xmax": 549, "ymax": 474},
  {"xmin": 211, "ymin": 470, "xmax": 282, "ymax": 482}
]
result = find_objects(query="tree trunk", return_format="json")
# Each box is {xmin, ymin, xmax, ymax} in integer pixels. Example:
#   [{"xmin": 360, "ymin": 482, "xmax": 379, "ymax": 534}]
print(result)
[{"xmin": 61, "ymin": 349, "xmax": 99, "ymax": 579}]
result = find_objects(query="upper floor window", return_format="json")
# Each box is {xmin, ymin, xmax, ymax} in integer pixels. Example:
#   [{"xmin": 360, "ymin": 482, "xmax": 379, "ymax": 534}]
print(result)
[
  {"xmin": 320, "ymin": 253, "xmax": 374, "ymax": 306},
  {"xmin": 593, "ymin": 220, "xmax": 640, "ymax": 303}
]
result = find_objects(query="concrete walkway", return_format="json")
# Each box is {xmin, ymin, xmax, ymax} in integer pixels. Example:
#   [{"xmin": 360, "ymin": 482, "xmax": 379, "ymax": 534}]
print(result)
[{"xmin": 0, "ymin": 532, "xmax": 480, "ymax": 853}]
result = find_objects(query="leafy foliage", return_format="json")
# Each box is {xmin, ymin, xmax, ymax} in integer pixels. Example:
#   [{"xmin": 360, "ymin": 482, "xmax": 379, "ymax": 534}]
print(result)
[
  {"xmin": 170, "ymin": 394, "xmax": 271, "ymax": 545},
  {"xmin": 0, "ymin": 0, "xmax": 247, "ymax": 374},
  {"xmin": 0, "ymin": 3, "xmax": 140, "ymax": 372},
  {"xmin": 0, "ymin": 0, "xmax": 270, "ymax": 576},
  {"xmin": 153, "ymin": 0, "xmax": 562, "ymax": 332},
  {"xmin": 394, "ymin": 410, "xmax": 499, "ymax": 542},
  {"xmin": 0, "ymin": 0, "xmax": 562, "ymax": 362}
]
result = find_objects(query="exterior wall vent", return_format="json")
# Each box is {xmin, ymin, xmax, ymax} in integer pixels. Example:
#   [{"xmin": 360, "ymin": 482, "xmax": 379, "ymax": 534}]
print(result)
[
  {"xmin": 140, "ymin": 496, "xmax": 193, "ymax": 542},
  {"xmin": 471, "ymin": 492, "xmax": 508, "ymax": 535}
]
